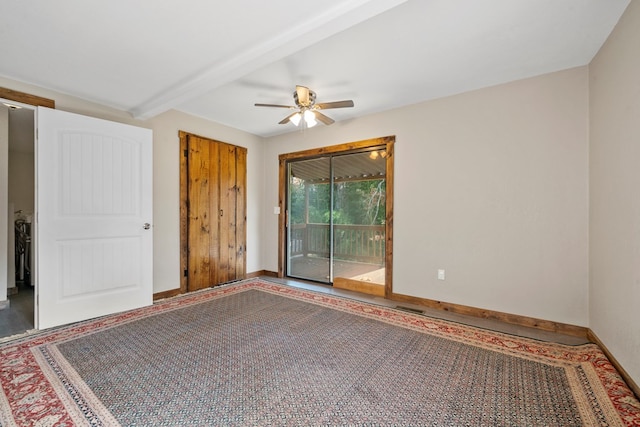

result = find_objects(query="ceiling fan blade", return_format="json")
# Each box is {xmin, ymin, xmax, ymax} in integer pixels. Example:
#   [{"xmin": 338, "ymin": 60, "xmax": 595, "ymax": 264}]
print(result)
[
  {"xmin": 255, "ymin": 103, "xmax": 295, "ymax": 108},
  {"xmin": 296, "ymin": 85, "xmax": 310, "ymax": 106},
  {"xmin": 316, "ymin": 100, "xmax": 354, "ymax": 110},
  {"xmin": 279, "ymin": 112, "xmax": 300, "ymax": 125},
  {"xmin": 314, "ymin": 111, "xmax": 335, "ymax": 125}
]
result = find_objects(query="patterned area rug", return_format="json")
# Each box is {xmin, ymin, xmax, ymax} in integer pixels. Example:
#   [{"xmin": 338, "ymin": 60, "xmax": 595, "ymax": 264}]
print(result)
[{"xmin": 1, "ymin": 279, "xmax": 639, "ymax": 426}]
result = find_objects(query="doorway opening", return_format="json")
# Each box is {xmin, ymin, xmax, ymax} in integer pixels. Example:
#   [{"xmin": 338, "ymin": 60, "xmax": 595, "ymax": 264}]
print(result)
[
  {"xmin": 278, "ymin": 136, "xmax": 394, "ymax": 297},
  {"xmin": 1, "ymin": 87, "xmax": 53, "ymax": 338}
]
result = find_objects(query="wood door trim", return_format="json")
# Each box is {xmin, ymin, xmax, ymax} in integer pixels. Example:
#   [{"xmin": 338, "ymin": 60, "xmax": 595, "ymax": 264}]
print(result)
[
  {"xmin": 277, "ymin": 135, "xmax": 395, "ymax": 297},
  {"xmin": 179, "ymin": 131, "xmax": 189, "ymax": 293},
  {"xmin": 0, "ymin": 87, "xmax": 55, "ymax": 108}
]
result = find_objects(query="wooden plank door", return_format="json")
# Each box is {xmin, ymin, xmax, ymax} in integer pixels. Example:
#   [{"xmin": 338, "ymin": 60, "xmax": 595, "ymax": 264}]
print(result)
[
  {"xmin": 183, "ymin": 133, "xmax": 246, "ymax": 292},
  {"xmin": 235, "ymin": 147, "xmax": 247, "ymax": 279},
  {"xmin": 37, "ymin": 107, "xmax": 153, "ymax": 329},
  {"xmin": 217, "ymin": 143, "xmax": 234, "ymax": 284},
  {"xmin": 186, "ymin": 135, "xmax": 215, "ymax": 291}
]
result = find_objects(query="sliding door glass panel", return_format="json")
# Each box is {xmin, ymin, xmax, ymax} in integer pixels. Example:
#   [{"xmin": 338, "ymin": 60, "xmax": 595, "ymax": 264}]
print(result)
[
  {"xmin": 287, "ymin": 148, "xmax": 387, "ymax": 285},
  {"xmin": 331, "ymin": 151, "xmax": 386, "ymax": 285},
  {"xmin": 287, "ymin": 157, "xmax": 332, "ymax": 282}
]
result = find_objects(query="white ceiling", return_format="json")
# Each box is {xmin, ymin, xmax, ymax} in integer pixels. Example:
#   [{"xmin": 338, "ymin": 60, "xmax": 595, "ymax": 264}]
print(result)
[{"xmin": 0, "ymin": 0, "xmax": 630, "ymax": 137}]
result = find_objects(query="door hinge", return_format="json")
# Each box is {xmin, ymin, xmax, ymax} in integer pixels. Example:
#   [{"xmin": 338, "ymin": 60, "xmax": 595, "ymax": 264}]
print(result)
[
  {"xmin": 184, "ymin": 269, "xmax": 188, "ymax": 277},
  {"xmin": 184, "ymin": 149, "xmax": 188, "ymax": 157}
]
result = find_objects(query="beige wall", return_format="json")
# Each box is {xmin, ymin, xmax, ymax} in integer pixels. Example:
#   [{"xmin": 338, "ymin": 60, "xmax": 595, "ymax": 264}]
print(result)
[
  {"xmin": 8, "ymin": 151, "xmax": 34, "ymax": 215},
  {"xmin": 0, "ymin": 77, "xmax": 265, "ymax": 295},
  {"xmin": 145, "ymin": 109, "xmax": 265, "ymax": 292},
  {"xmin": 264, "ymin": 67, "xmax": 590, "ymax": 327},
  {"xmin": 589, "ymin": 0, "xmax": 640, "ymax": 386}
]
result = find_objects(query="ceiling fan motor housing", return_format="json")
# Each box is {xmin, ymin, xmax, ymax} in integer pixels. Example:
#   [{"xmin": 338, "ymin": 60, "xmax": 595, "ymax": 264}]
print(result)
[{"xmin": 294, "ymin": 89, "xmax": 316, "ymax": 108}]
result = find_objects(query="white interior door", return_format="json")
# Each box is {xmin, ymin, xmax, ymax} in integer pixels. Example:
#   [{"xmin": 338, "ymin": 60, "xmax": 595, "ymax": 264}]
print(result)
[{"xmin": 36, "ymin": 107, "xmax": 153, "ymax": 329}]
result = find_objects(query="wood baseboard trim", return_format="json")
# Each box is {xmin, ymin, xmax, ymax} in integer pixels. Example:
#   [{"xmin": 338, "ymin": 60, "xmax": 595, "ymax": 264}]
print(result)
[
  {"xmin": 390, "ymin": 292, "xmax": 589, "ymax": 339},
  {"xmin": 587, "ymin": 329, "xmax": 640, "ymax": 400},
  {"xmin": 257, "ymin": 274, "xmax": 588, "ymax": 340},
  {"xmin": 248, "ymin": 270, "xmax": 277, "ymax": 278},
  {"xmin": 153, "ymin": 288, "xmax": 182, "ymax": 301},
  {"xmin": 154, "ymin": 272, "xmax": 272, "ymax": 300},
  {"xmin": 334, "ymin": 277, "xmax": 385, "ymax": 297},
  {"xmin": 245, "ymin": 271, "xmax": 262, "ymax": 279}
]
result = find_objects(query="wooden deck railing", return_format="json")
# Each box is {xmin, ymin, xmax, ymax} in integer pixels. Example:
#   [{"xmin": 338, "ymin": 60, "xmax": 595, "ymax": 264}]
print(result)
[{"xmin": 290, "ymin": 223, "xmax": 385, "ymax": 264}]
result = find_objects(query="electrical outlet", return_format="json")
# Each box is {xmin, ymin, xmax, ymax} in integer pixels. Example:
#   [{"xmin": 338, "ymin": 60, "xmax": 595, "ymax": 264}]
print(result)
[{"xmin": 437, "ymin": 269, "xmax": 445, "ymax": 280}]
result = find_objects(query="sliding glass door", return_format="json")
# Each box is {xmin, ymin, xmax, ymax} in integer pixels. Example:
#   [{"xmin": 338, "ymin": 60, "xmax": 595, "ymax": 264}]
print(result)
[
  {"xmin": 287, "ymin": 157, "xmax": 332, "ymax": 282},
  {"xmin": 286, "ymin": 148, "xmax": 387, "ymax": 285},
  {"xmin": 331, "ymin": 151, "xmax": 386, "ymax": 284}
]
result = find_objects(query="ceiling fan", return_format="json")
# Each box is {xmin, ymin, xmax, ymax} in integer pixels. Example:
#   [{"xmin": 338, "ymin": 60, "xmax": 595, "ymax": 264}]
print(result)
[{"xmin": 255, "ymin": 85, "xmax": 354, "ymax": 127}]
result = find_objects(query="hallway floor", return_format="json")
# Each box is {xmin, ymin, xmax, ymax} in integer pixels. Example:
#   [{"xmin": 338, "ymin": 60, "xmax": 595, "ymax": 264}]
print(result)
[{"xmin": 0, "ymin": 284, "xmax": 34, "ymax": 340}]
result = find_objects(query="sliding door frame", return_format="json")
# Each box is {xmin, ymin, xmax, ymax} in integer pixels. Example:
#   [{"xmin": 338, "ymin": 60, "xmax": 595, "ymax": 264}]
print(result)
[{"xmin": 278, "ymin": 135, "xmax": 395, "ymax": 297}]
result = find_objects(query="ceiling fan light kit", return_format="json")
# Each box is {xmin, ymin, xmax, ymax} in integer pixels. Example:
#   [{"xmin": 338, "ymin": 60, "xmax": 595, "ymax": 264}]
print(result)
[
  {"xmin": 303, "ymin": 110, "xmax": 317, "ymax": 127},
  {"xmin": 289, "ymin": 112, "xmax": 302, "ymax": 126},
  {"xmin": 255, "ymin": 85, "xmax": 354, "ymax": 128}
]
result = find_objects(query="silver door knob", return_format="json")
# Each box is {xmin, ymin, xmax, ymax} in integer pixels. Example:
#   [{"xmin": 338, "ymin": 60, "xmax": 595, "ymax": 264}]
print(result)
[{"xmin": 143, "ymin": 223, "xmax": 151, "ymax": 230}]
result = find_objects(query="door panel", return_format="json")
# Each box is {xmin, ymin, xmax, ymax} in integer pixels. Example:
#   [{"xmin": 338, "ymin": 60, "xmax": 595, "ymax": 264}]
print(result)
[
  {"xmin": 331, "ymin": 151, "xmax": 386, "ymax": 285},
  {"xmin": 187, "ymin": 137, "xmax": 213, "ymax": 291},
  {"xmin": 185, "ymin": 134, "xmax": 246, "ymax": 291},
  {"xmin": 235, "ymin": 148, "xmax": 247, "ymax": 279},
  {"xmin": 218, "ymin": 143, "xmax": 233, "ymax": 284},
  {"xmin": 59, "ymin": 237, "xmax": 140, "ymax": 296},
  {"xmin": 37, "ymin": 107, "xmax": 152, "ymax": 329},
  {"xmin": 286, "ymin": 157, "xmax": 332, "ymax": 282}
]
